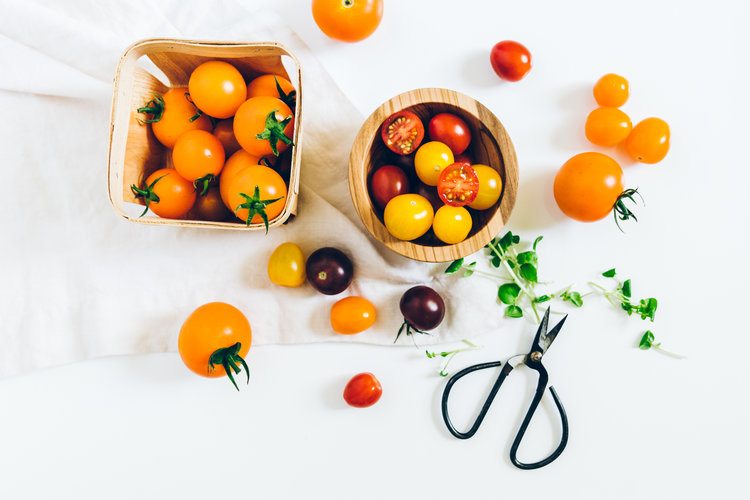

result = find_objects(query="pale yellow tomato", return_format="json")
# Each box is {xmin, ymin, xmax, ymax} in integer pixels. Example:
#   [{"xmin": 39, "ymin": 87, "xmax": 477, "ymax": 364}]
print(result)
[
  {"xmin": 433, "ymin": 206, "xmax": 472, "ymax": 244},
  {"xmin": 267, "ymin": 242, "xmax": 306, "ymax": 287},
  {"xmin": 383, "ymin": 194, "xmax": 434, "ymax": 241},
  {"xmin": 469, "ymin": 165, "xmax": 503, "ymax": 210},
  {"xmin": 414, "ymin": 141, "xmax": 454, "ymax": 186}
]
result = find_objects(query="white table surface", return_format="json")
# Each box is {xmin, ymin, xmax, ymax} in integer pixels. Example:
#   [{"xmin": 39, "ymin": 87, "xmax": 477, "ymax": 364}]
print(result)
[{"xmin": 1, "ymin": 0, "xmax": 747, "ymax": 498}]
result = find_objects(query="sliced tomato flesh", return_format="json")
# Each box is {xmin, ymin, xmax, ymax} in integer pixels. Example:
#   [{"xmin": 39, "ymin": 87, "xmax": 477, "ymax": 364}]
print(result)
[
  {"xmin": 381, "ymin": 110, "xmax": 425, "ymax": 155},
  {"xmin": 437, "ymin": 162, "xmax": 479, "ymax": 207}
]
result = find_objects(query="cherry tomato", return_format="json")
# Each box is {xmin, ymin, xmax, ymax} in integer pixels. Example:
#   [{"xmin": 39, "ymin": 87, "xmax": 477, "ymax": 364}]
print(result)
[
  {"xmin": 343, "ymin": 372, "xmax": 382, "ymax": 408},
  {"xmin": 593, "ymin": 73, "xmax": 629, "ymax": 108},
  {"xmin": 383, "ymin": 194, "xmax": 434, "ymax": 241},
  {"xmin": 246, "ymin": 74, "xmax": 296, "ymax": 108},
  {"xmin": 381, "ymin": 110, "xmax": 425, "ymax": 156},
  {"xmin": 490, "ymin": 41, "xmax": 532, "ymax": 82},
  {"xmin": 172, "ymin": 130, "xmax": 225, "ymax": 191},
  {"xmin": 433, "ymin": 206, "xmax": 472, "ymax": 244},
  {"xmin": 137, "ymin": 87, "xmax": 212, "ymax": 149},
  {"xmin": 306, "ymin": 247, "xmax": 354, "ymax": 295},
  {"xmin": 178, "ymin": 302, "xmax": 252, "ymax": 390},
  {"xmin": 220, "ymin": 150, "xmax": 261, "ymax": 208},
  {"xmin": 585, "ymin": 107, "xmax": 633, "ymax": 147},
  {"xmin": 428, "ymin": 113, "xmax": 472, "ymax": 155},
  {"xmin": 188, "ymin": 61, "xmax": 246, "ymax": 119},
  {"xmin": 234, "ymin": 96, "xmax": 294, "ymax": 157},
  {"xmin": 267, "ymin": 242, "xmax": 306, "ymax": 287},
  {"xmin": 223, "ymin": 165, "xmax": 287, "ymax": 228},
  {"xmin": 131, "ymin": 168, "xmax": 196, "ymax": 219},
  {"xmin": 468, "ymin": 164, "xmax": 503, "ymax": 210},
  {"xmin": 414, "ymin": 141, "xmax": 454, "ymax": 186},
  {"xmin": 553, "ymin": 152, "xmax": 624, "ymax": 222},
  {"xmin": 455, "ymin": 152, "xmax": 474, "ymax": 165},
  {"xmin": 437, "ymin": 163, "xmax": 479, "ymax": 207},
  {"xmin": 414, "ymin": 182, "xmax": 443, "ymax": 213},
  {"xmin": 369, "ymin": 164, "xmax": 410, "ymax": 210},
  {"xmin": 399, "ymin": 286, "xmax": 445, "ymax": 332},
  {"xmin": 312, "ymin": 0, "xmax": 384, "ymax": 43},
  {"xmin": 190, "ymin": 186, "xmax": 231, "ymax": 222},
  {"xmin": 330, "ymin": 296, "xmax": 377, "ymax": 334},
  {"xmin": 213, "ymin": 119, "xmax": 242, "ymax": 156},
  {"xmin": 625, "ymin": 117, "xmax": 670, "ymax": 164}
]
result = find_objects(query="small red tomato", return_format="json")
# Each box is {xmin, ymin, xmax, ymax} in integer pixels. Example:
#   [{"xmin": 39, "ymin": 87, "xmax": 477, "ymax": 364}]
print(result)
[
  {"xmin": 381, "ymin": 110, "xmax": 425, "ymax": 155},
  {"xmin": 454, "ymin": 152, "xmax": 474, "ymax": 165},
  {"xmin": 490, "ymin": 41, "xmax": 532, "ymax": 82},
  {"xmin": 343, "ymin": 372, "xmax": 382, "ymax": 408},
  {"xmin": 437, "ymin": 162, "xmax": 479, "ymax": 207},
  {"xmin": 428, "ymin": 113, "xmax": 472, "ymax": 155},
  {"xmin": 369, "ymin": 164, "xmax": 410, "ymax": 210}
]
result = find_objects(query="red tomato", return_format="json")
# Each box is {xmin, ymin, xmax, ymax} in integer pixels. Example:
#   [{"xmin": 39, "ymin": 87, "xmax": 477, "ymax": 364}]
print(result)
[
  {"xmin": 437, "ymin": 163, "xmax": 479, "ymax": 207},
  {"xmin": 369, "ymin": 164, "xmax": 410, "ymax": 210},
  {"xmin": 343, "ymin": 372, "xmax": 382, "ymax": 408},
  {"xmin": 455, "ymin": 152, "xmax": 474, "ymax": 165},
  {"xmin": 428, "ymin": 113, "xmax": 472, "ymax": 155},
  {"xmin": 490, "ymin": 41, "xmax": 532, "ymax": 82},
  {"xmin": 381, "ymin": 110, "xmax": 424, "ymax": 155}
]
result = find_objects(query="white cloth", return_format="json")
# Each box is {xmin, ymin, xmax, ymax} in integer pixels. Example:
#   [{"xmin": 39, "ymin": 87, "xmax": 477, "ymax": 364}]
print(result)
[{"xmin": 0, "ymin": 0, "xmax": 511, "ymax": 377}]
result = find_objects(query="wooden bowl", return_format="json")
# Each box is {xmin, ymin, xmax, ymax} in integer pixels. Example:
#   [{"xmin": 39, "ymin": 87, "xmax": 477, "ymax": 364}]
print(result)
[
  {"xmin": 348, "ymin": 88, "xmax": 519, "ymax": 262},
  {"xmin": 107, "ymin": 38, "xmax": 303, "ymax": 230}
]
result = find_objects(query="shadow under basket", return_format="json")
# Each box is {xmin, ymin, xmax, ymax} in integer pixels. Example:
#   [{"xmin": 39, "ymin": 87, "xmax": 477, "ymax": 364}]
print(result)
[
  {"xmin": 107, "ymin": 38, "xmax": 303, "ymax": 230},
  {"xmin": 348, "ymin": 88, "xmax": 519, "ymax": 263}
]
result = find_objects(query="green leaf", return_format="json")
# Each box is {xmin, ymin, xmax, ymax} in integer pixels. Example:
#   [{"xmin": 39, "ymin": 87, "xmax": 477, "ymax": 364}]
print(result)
[
  {"xmin": 562, "ymin": 290, "xmax": 583, "ymax": 307},
  {"xmin": 497, "ymin": 231, "xmax": 520, "ymax": 251},
  {"xmin": 533, "ymin": 236, "xmax": 543, "ymax": 251},
  {"xmin": 505, "ymin": 305, "xmax": 523, "ymax": 318},
  {"xmin": 519, "ymin": 263, "xmax": 538, "ymax": 283},
  {"xmin": 491, "ymin": 255, "xmax": 501, "ymax": 268},
  {"xmin": 602, "ymin": 268, "xmax": 617, "ymax": 278},
  {"xmin": 425, "ymin": 350, "xmax": 437, "ymax": 359},
  {"xmin": 517, "ymin": 251, "xmax": 537, "ymax": 266},
  {"xmin": 445, "ymin": 258, "xmax": 464, "ymax": 274},
  {"xmin": 463, "ymin": 262, "xmax": 477, "ymax": 277},
  {"xmin": 621, "ymin": 279, "xmax": 632, "ymax": 298},
  {"xmin": 498, "ymin": 283, "xmax": 521, "ymax": 305},
  {"xmin": 534, "ymin": 294, "xmax": 551, "ymax": 303},
  {"xmin": 637, "ymin": 298, "xmax": 658, "ymax": 321},
  {"xmin": 639, "ymin": 331, "xmax": 655, "ymax": 350}
]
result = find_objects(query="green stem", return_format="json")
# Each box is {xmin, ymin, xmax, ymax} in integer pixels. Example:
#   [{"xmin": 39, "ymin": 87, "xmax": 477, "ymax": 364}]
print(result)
[{"xmin": 487, "ymin": 240, "xmax": 540, "ymax": 321}]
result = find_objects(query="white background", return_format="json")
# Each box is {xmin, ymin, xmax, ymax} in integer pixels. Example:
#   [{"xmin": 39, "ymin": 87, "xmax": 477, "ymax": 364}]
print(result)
[{"xmin": 1, "ymin": 0, "xmax": 748, "ymax": 498}]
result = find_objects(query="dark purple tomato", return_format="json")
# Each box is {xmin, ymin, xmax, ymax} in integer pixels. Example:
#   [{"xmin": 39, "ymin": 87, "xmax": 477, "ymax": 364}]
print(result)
[
  {"xmin": 370, "ymin": 165, "xmax": 411, "ymax": 210},
  {"xmin": 306, "ymin": 247, "xmax": 354, "ymax": 295},
  {"xmin": 455, "ymin": 152, "xmax": 474, "ymax": 166},
  {"xmin": 414, "ymin": 182, "xmax": 443, "ymax": 213},
  {"xmin": 400, "ymin": 286, "xmax": 445, "ymax": 331}
]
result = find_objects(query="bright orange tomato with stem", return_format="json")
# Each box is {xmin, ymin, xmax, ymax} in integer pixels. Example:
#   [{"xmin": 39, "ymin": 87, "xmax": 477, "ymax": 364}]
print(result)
[
  {"xmin": 246, "ymin": 74, "xmax": 296, "ymax": 108},
  {"xmin": 626, "ymin": 117, "xmax": 670, "ymax": 164},
  {"xmin": 172, "ymin": 130, "xmax": 226, "ymax": 195},
  {"xmin": 220, "ymin": 150, "xmax": 261, "ymax": 208},
  {"xmin": 233, "ymin": 96, "xmax": 295, "ymax": 157},
  {"xmin": 312, "ymin": 0, "xmax": 383, "ymax": 43},
  {"xmin": 330, "ymin": 296, "xmax": 377, "ymax": 334},
  {"xmin": 178, "ymin": 302, "xmax": 252, "ymax": 391},
  {"xmin": 188, "ymin": 61, "xmax": 247, "ymax": 119},
  {"xmin": 585, "ymin": 107, "xmax": 632, "ymax": 147},
  {"xmin": 223, "ymin": 164, "xmax": 287, "ymax": 231},
  {"xmin": 137, "ymin": 87, "xmax": 212, "ymax": 148},
  {"xmin": 130, "ymin": 168, "xmax": 196, "ymax": 219}
]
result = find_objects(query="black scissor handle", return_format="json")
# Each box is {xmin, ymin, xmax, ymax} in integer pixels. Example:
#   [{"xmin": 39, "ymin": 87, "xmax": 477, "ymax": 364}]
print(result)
[{"xmin": 441, "ymin": 360, "xmax": 513, "ymax": 439}]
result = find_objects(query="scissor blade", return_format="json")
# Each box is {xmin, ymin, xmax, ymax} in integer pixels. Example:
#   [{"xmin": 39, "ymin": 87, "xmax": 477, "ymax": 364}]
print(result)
[
  {"xmin": 531, "ymin": 307, "xmax": 551, "ymax": 349},
  {"xmin": 539, "ymin": 314, "xmax": 568, "ymax": 354}
]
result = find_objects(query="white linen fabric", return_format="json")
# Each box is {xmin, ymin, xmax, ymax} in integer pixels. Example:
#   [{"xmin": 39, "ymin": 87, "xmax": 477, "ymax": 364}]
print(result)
[{"xmin": 0, "ymin": 0, "xmax": 511, "ymax": 377}]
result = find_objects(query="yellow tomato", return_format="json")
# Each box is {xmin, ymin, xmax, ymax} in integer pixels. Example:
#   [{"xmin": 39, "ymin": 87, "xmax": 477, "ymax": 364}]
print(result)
[
  {"xmin": 433, "ymin": 206, "xmax": 472, "ymax": 244},
  {"xmin": 468, "ymin": 165, "xmax": 503, "ymax": 210},
  {"xmin": 267, "ymin": 242, "xmax": 306, "ymax": 287},
  {"xmin": 414, "ymin": 141, "xmax": 454, "ymax": 186},
  {"xmin": 625, "ymin": 117, "xmax": 670, "ymax": 164},
  {"xmin": 383, "ymin": 194, "xmax": 434, "ymax": 241},
  {"xmin": 330, "ymin": 296, "xmax": 377, "ymax": 335}
]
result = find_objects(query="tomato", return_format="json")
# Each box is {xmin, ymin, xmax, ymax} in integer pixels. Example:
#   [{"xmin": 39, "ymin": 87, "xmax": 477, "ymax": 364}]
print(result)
[
  {"xmin": 306, "ymin": 247, "xmax": 354, "ymax": 295},
  {"xmin": 383, "ymin": 194, "xmax": 434, "ymax": 241},
  {"xmin": 455, "ymin": 152, "xmax": 474, "ymax": 165},
  {"xmin": 172, "ymin": 130, "xmax": 226, "ymax": 193},
  {"xmin": 223, "ymin": 164, "xmax": 287, "ymax": 230},
  {"xmin": 213, "ymin": 119, "xmax": 242, "ymax": 156},
  {"xmin": 246, "ymin": 74, "xmax": 296, "ymax": 108},
  {"xmin": 330, "ymin": 296, "xmax": 377, "ymax": 334},
  {"xmin": 469, "ymin": 165, "xmax": 502, "ymax": 210},
  {"xmin": 369, "ymin": 164, "xmax": 410, "ymax": 210},
  {"xmin": 414, "ymin": 141, "xmax": 454, "ymax": 186},
  {"xmin": 220, "ymin": 150, "xmax": 261, "ymax": 208},
  {"xmin": 399, "ymin": 286, "xmax": 445, "ymax": 335},
  {"xmin": 268, "ymin": 242, "xmax": 306, "ymax": 287},
  {"xmin": 437, "ymin": 163, "xmax": 479, "ymax": 207},
  {"xmin": 131, "ymin": 168, "xmax": 196, "ymax": 219},
  {"xmin": 585, "ymin": 107, "xmax": 632, "ymax": 147},
  {"xmin": 433, "ymin": 206, "xmax": 472, "ymax": 244},
  {"xmin": 381, "ymin": 110, "xmax": 425, "ymax": 156},
  {"xmin": 190, "ymin": 186, "xmax": 231, "ymax": 222},
  {"xmin": 178, "ymin": 302, "xmax": 252, "ymax": 390},
  {"xmin": 625, "ymin": 117, "xmax": 670, "ymax": 164},
  {"xmin": 343, "ymin": 372, "xmax": 382, "ymax": 408},
  {"xmin": 137, "ymin": 87, "xmax": 212, "ymax": 149},
  {"xmin": 414, "ymin": 182, "xmax": 443, "ymax": 213},
  {"xmin": 234, "ymin": 96, "xmax": 294, "ymax": 157},
  {"xmin": 188, "ymin": 61, "xmax": 246, "ymax": 119},
  {"xmin": 312, "ymin": 0, "xmax": 383, "ymax": 43},
  {"xmin": 593, "ymin": 73, "xmax": 629, "ymax": 108},
  {"xmin": 490, "ymin": 41, "xmax": 532, "ymax": 82},
  {"xmin": 553, "ymin": 152, "xmax": 624, "ymax": 222},
  {"xmin": 428, "ymin": 113, "xmax": 472, "ymax": 155}
]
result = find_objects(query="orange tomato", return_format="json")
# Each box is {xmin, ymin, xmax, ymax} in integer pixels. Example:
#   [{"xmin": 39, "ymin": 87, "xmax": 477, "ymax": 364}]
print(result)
[
  {"xmin": 233, "ymin": 96, "xmax": 294, "ymax": 157},
  {"xmin": 593, "ymin": 73, "xmax": 629, "ymax": 108},
  {"xmin": 172, "ymin": 130, "xmax": 225, "ymax": 195},
  {"xmin": 312, "ymin": 0, "xmax": 383, "ymax": 43},
  {"xmin": 138, "ymin": 87, "xmax": 212, "ymax": 149},
  {"xmin": 553, "ymin": 152, "xmax": 624, "ymax": 222},
  {"xmin": 131, "ymin": 168, "xmax": 196, "ymax": 219},
  {"xmin": 188, "ymin": 61, "xmax": 247, "ymax": 119},
  {"xmin": 223, "ymin": 164, "xmax": 287, "ymax": 229},
  {"xmin": 178, "ymin": 302, "xmax": 252, "ymax": 390},
  {"xmin": 330, "ymin": 296, "xmax": 377, "ymax": 334},
  {"xmin": 213, "ymin": 119, "xmax": 242, "ymax": 156},
  {"xmin": 246, "ymin": 74, "xmax": 296, "ymax": 105},
  {"xmin": 189, "ymin": 186, "xmax": 231, "ymax": 222},
  {"xmin": 220, "ymin": 149, "xmax": 261, "ymax": 208},
  {"xmin": 585, "ymin": 107, "xmax": 632, "ymax": 147},
  {"xmin": 625, "ymin": 117, "xmax": 670, "ymax": 164}
]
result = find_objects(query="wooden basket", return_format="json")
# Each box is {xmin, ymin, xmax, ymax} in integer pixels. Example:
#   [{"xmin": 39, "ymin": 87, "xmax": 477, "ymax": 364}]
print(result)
[
  {"xmin": 107, "ymin": 38, "xmax": 303, "ymax": 230},
  {"xmin": 348, "ymin": 88, "xmax": 519, "ymax": 263}
]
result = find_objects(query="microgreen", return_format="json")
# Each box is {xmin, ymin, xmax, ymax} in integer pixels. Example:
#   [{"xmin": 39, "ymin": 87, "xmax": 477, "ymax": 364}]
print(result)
[
  {"xmin": 130, "ymin": 174, "xmax": 167, "ymax": 217},
  {"xmin": 235, "ymin": 185, "xmax": 284, "ymax": 233},
  {"xmin": 425, "ymin": 340, "xmax": 480, "ymax": 376},
  {"xmin": 255, "ymin": 110, "xmax": 294, "ymax": 156},
  {"xmin": 638, "ymin": 331, "xmax": 685, "ymax": 359},
  {"xmin": 208, "ymin": 342, "xmax": 250, "ymax": 391}
]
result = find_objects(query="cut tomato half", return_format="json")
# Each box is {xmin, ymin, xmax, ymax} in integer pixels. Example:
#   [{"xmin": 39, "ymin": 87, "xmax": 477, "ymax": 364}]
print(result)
[
  {"xmin": 437, "ymin": 162, "xmax": 479, "ymax": 207},
  {"xmin": 381, "ymin": 110, "xmax": 425, "ymax": 156}
]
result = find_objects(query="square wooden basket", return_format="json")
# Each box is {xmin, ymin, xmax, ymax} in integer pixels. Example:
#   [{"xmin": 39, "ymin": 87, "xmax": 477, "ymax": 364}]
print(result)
[{"xmin": 107, "ymin": 38, "xmax": 303, "ymax": 230}]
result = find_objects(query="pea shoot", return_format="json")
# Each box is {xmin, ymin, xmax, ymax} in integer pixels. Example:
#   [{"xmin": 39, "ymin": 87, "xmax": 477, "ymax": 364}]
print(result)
[{"xmin": 425, "ymin": 340, "xmax": 481, "ymax": 377}]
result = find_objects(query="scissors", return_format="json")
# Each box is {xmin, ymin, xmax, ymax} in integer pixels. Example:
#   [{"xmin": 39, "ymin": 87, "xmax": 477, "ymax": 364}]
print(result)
[{"xmin": 441, "ymin": 307, "xmax": 569, "ymax": 470}]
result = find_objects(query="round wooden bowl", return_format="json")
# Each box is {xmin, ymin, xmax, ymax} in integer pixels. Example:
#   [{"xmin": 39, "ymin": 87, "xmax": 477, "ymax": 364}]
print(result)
[{"xmin": 348, "ymin": 88, "xmax": 519, "ymax": 263}]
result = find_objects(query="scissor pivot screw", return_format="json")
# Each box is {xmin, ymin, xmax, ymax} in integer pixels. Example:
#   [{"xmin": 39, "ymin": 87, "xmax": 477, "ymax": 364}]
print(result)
[{"xmin": 530, "ymin": 351, "xmax": 542, "ymax": 362}]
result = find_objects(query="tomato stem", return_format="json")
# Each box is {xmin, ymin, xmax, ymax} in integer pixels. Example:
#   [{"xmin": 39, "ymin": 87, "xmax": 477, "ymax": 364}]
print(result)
[
  {"xmin": 394, "ymin": 321, "xmax": 431, "ymax": 346},
  {"xmin": 274, "ymin": 77, "xmax": 297, "ymax": 109},
  {"xmin": 130, "ymin": 174, "xmax": 167, "ymax": 217},
  {"xmin": 193, "ymin": 174, "xmax": 216, "ymax": 197},
  {"xmin": 613, "ymin": 188, "xmax": 643, "ymax": 232},
  {"xmin": 208, "ymin": 342, "xmax": 249, "ymax": 391},
  {"xmin": 136, "ymin": 94, "xmax": 165, "ymax": 124},
  {"xmin": 255, "ymin": 110, "xmax": 294, "ymax": 157},
  {"xmin": 235, "ymin": 185, "xmax": 284, "ymax": 233}
]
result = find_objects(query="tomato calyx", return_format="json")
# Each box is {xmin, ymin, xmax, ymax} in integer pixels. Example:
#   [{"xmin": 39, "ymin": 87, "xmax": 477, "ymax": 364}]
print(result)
[
  {"xmin": 183, "ymin": 92, "xmax": 212, "ymax": 125},
  {"xmin": 274, "ymin": 77, "xmax": 297, "ymax": 109},
  {"xmin": 136, "ymin": 94, "xmax": 165, "ymax": 124},
  {"xmin": 255, "ymin": 111, "xmax": 294, "ymax": 156},
  {"xmin": 394, "ymin": 320, "xmax": 430, "ymax": 345},
  {"xmin": 235, "ymin": 185, "xmax": 284, "ymax": 233},
  {"xmin": 130, "ymin": 174, "xmax": 167, "ymax": 217},
  {"xmin": 193, "ymin": 174, "xmax": 216, "ymax": 197},
  {"xmin": 613, "ymin": 188, "xmax": 644, "ymax": 232},
  {"xmin": 208, "ymin": 341, "xmax": 249, "ymax": 391}
]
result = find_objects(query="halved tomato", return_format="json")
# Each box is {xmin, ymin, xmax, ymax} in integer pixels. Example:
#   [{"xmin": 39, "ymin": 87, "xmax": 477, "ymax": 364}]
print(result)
[
  {"xmin": 381, "ymin": 110, "xmax": 424, "ymax": 156},
  {"xmin": 437, "ymin": 163, "xmax": 479, "ymax": 207}
]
